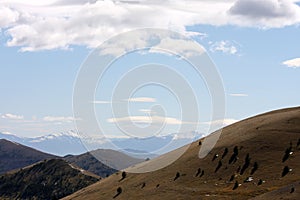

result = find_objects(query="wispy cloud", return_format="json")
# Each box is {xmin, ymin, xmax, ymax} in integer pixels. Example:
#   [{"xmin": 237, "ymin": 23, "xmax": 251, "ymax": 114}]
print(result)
[
  {"xmin": 202, "ymin": 118, "xmax": 239, "ymax": 127},
  {"xmin": 282, "ymin": 58, "xmax": 300, "ymax": 68},
  {"xmin": 126, "ymin": 97, "xmax": 156, "ymax": 103},
  {"xmin": 43, "ymin": 116, "xmax": 78, "ymax": 123},
  {"xmin": 229, "ymin": 93, "xmax": 249, "ymax": 97},
  {"xmin": 1, "ymin": 113, "xmax": 24, "ymax": 120},
  {"xmin": 107, "ymin": 115, "xmax": 191, "ymax": 125},
  {"xmin": 92, "ymin": 97, "xmax": 156, "ymax": 104},
  {"xmin": 210, "ymin": 40, "xmax": 239, "ymax": 55},
  {"xmin": 91, "ymin": 100, "xmax": 111, "ymax": 104}
]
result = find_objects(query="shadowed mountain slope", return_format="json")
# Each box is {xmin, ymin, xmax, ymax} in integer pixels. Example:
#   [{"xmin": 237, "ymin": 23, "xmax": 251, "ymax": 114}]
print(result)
[
  {"xmin": 0, "ymin": 159, "xmax": 100, "ymax": 200},
  {"xmin": 0, "ymin": 139, "xmax": 57, "ymax": 174}
]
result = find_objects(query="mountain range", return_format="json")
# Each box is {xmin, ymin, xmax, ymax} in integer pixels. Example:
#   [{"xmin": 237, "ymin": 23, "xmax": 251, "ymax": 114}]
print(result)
[{"xmin": 0, "ymin": 130, "xmax": 204, "ymax": 157}]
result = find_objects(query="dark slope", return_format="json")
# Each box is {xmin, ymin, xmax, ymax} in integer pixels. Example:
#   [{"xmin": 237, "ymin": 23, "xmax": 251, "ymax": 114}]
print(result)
[
  {"xmin": 0, "ymin": 159, "xmax": 99, "ymax": 200},
  {"xmin": 64, "ymin": 151, "xmax": 118, "ymax": 177},
  {"xmin": 0, "ymin": 139, "xmax": 56, "ymax": 174},
  {"xmin": 63, "ymin": 107, "xmax": 300, "ymax": 200}
]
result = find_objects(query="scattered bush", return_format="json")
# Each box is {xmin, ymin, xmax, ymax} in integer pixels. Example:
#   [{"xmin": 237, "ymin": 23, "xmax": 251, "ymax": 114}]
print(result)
[
  {"xmin": 199, "ymin": 141, "xmax": 202, "ymax": 146},
  {"xmin": 282, "ymin": 166, "xmax": 291, "ymax": 177},
  {"xmin": 222, "ymin": 148, "xmax": 228, "ymax": 159},
  {"xmin": 119, "ymin": 171, "xmax": 127, "ymax": 182},
  {"xmin": 282, "ymin": 147, "xmax": 293, "ymax": 163},
  {"xmin": 141, "ymin": 182, "xmax": 146, "ymax": 189},
  {"xmin": 200, "ymin": 170, "xmax": 204, "ymax": 177},
  {"xmin": 250, "ymin": 162, "xmax": 258, "ymax": 175},
  {"xmin": 290, "ymin": 186, "xmax": 295, "ymax": 193},
  {"xmin": 232, "ymin": 181, "xmax": 239, "ymax": 190},
  {"xmin": 229, "ymin": 146, "xmax": 239, "ymax": 164},
  {"xmin": 257, "ymin": 179, "xmax": 263, "ymax": 186},
  {"xmin": 113, "ymin": 187, "xmax": 122, "ymax": 199},
  {"xmin": 215, "ymin": 161, "xmax": 222, "ymax": 173},
  {"xmin": 234, "ymin": 146, "xmax": 239, "ymax": 155},
  {"xmin": 240, "ymin": 153, "xmax": 251, "ymax": 175},
  {"xmin": 297, "ymin": 139, "xmax": 300, "ymax": 148},
  {"xmin": 156, "ymin": 184, "xmax": 160, "ymax": 188},
  {"xmin": 212, "ymin": 154, "xmax": 219, "ymax": 162},
  {"xmin": 174, "ymin": 172, "xmax": 180, "ymax": 181},
  {"xmin": 195, "ymin": 168, "xmax": 201, "ymax": 177},
  {"xmin": 229, "ymin": 175, "xmax": 235, "ymax": 182}
]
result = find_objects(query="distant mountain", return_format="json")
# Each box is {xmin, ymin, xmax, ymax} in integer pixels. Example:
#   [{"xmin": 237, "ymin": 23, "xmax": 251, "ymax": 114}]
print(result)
[
  {"xmin": 87, "ymin": 149, "xmax": 145, "ymax": 170},
  {"xmin": 0, "ymin": 131, "xmax": 204, "ymax": 157},
  {"xmin": 0, "ymin": 139, "xmax": 57, "ymax": 174},
  {"xmin": 64, "ymin": 107, "xmax": 300, "ymax": 200},
  {"xmin": 64, "ymin": 152, "xmax": 118, "ymax": 177},
  {"xmin": 0, "ymin": 159, "xmax": 99, "ymax": 200}
]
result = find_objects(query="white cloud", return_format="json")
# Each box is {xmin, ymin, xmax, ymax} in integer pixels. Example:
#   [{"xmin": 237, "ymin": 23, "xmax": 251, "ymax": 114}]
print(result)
[
  {"xmin": 1, "ymin": 0, "xmax": 300, "ymax": 51},
  {"xmin": 229, "ymin": 93, "xmax": 249, "ymax": 97},
  {"xmin": 107, "ymin": 115, "xmax": 192, "ymax": 125},
  {"xmin": 282, "ymin": 57, "xmax": 300, "ymax": 68},
  {"xmin": 43, "ymin": 116, "xmax": 78, "ymax": 123},
  {"xmin": 126, "ymin": 97, "xmax": 156, "ymax": 103},
  {"xmin": 149, "ymin": 36, "xmax": 205, "ymax": 58},
  {"xmin": 228, "ymin": 0, "xmax": 300, "ymax": 28},
  {"xmin": 210, "ymin": 40, "xmax": 238, "ymax": 55},
  {"xmin": 1, "ymin": 113, "xmax": 24, "ymax": 120}
]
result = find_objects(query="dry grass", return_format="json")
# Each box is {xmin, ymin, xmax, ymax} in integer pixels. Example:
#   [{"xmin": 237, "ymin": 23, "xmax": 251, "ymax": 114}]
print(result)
[{"xmin": 63, "ymin": 107, "xmax": 300, "ymax": 200}]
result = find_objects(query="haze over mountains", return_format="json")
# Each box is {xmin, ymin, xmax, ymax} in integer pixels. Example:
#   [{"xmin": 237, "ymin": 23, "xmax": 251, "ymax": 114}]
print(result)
[
  {"xmin": 64, "ymin": 107, "xmax": 300, "ymax": 200},
  {"xmin": 0, "ymin": 130, "xmax": 204, "ymax": 157}
]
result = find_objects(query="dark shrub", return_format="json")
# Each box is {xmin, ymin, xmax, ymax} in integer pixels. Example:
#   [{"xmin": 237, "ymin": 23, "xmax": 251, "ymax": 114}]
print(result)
[
  {"xmin": 195, "ymin": 168, "xmax": 201, "ymax": 177},
  {"xmin": 229, "ymin": 175, "xmax": 235, "ymax": 182},
  {"xmin": 212, "ymin": 154, "xmax": 219, "ymax": 162},
  {"xmin": 240, "ymin": 153, "xmax": 251, "ymax": 175},
  {"xmin": 232, "ymin": 181, "xmax": 239, "ymax": 190},
  {"xmin": 250, "ymin": 162, "xmax": 258, "ymax": 175},
  {"xmin": 215, "ymin": 161, "xmax": 222, "ymax": 173},
  {"xmin": 174, "ymin": 172, "xmax": 180, "ymax": 181},
  {"xmin": 282, "ymin": 147, "xmax": 292, "ymax": 163},
  {"xmin": 282, "ymin": 166, "xmax": 291, "ymax": 177},
  {"xmin": 113, "ymin": 187, "xmax": 122, "ymax": 199},
  {"xmin": 119, "ymin": 171, "xmax": 127, "ymax": 182},
  {"xmin": 222, "ymin": 148, "xmax": 228, "ymax": 159},
  {"xmin": 257, "ymin": 179, "xmax": 263, "ymax": 186}
]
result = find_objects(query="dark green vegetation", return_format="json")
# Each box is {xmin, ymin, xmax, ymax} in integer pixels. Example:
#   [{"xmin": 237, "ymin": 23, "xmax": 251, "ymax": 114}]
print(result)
[
  {"xmin": 64, "ymin": 152, "xmax": 117, "ymax": 177},
  {"xmin": 0, "ymin": 139, "xmax": 56, "ymax": 174},
  {"xmin": 0, "ymin": 159, "xmax": 99, "ymax": 200}
]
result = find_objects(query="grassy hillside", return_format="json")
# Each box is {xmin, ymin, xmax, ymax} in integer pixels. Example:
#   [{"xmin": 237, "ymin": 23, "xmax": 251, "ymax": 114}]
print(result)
[
  {"xmin": 63, "ymin": 107, "xmax": 300, "ymax": 200},
  {"xmin": 0, "ymin": 159, "xmax": 100, "ymax": 200},
  {"xmin": 0, "ymin": 139, "xmax": 56, "ymax": 174}
]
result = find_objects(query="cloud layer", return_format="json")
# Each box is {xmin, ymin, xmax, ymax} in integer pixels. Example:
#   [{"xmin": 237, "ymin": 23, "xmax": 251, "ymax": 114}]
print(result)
[
  {"xmin": 1, "ymin": 0, "xmax": 300, "ymax": 51},
  {"xmin": 1, "ymin": 113, "xmax": 24, "ymax": 120}
]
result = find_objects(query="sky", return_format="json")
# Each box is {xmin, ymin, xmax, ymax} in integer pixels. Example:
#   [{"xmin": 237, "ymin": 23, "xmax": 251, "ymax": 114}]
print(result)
[{"xmin": 0, "ymin": 0, "xmax": 300, "ymax": 138}]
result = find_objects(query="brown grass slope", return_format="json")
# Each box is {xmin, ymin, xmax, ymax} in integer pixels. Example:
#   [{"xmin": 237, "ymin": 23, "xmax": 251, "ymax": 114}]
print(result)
[{"xmin": 63, "ymin": 107, "xmax": 300, "ymax": 200}]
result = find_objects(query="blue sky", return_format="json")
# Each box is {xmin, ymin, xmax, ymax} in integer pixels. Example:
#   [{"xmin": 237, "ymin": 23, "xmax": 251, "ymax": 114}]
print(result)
[{"xmin": 0, "ymin": 0, "xmax": 300, "ymax": 138}]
